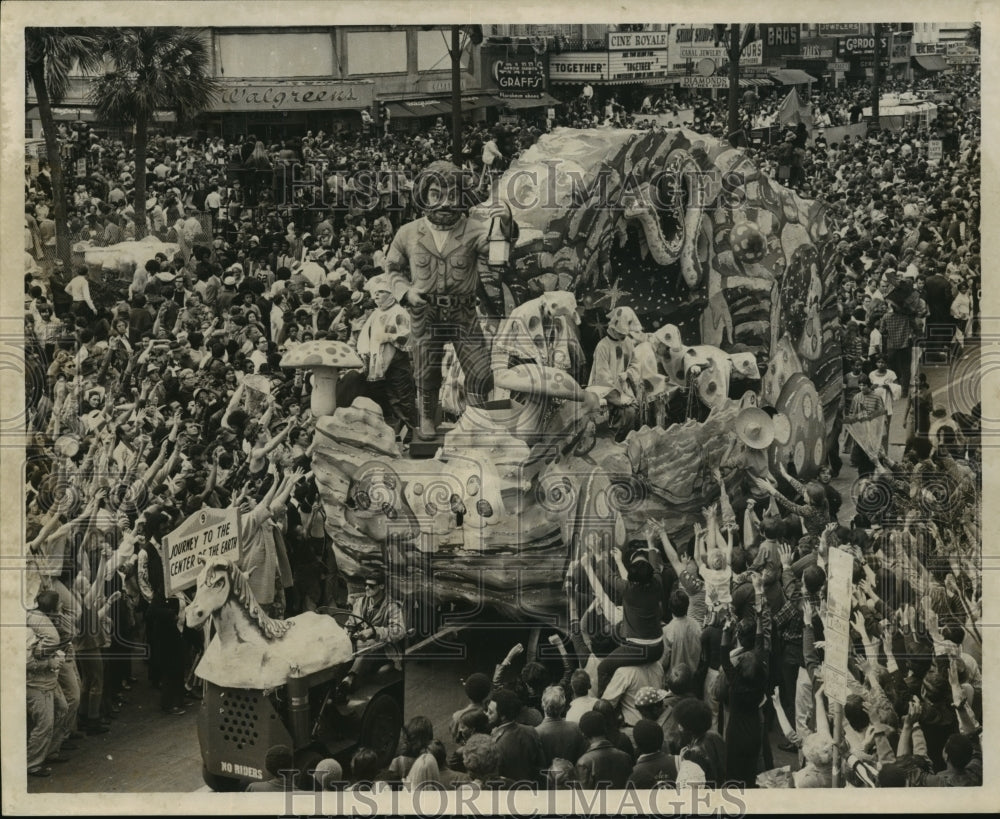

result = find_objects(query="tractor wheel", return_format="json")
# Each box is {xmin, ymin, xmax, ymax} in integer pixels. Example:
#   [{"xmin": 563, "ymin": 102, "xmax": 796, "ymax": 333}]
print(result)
[
  {"xmin": 293, "ymin": 748, "xmax": 327, "ymax": 791},
  {"xmin": 359, "ymin": 693, "xmax": 402, "ymax": 769}
]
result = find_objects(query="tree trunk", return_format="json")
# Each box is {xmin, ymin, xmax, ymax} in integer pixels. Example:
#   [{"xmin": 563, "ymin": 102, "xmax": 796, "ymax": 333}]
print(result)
[
  {"xmin": 451, "ymin": 26, "xmax": 463, "ymax": 168},
  {"xmin": 871, "ymin": 24, "xmax": 881, "ymax": 133},
  {"xmin": 28, "ymin": 61, "xmax": 74, "ymax": 275},
  {"xmin": 133, "ymin": 121, "xmax": 148, "ymax": 239}
]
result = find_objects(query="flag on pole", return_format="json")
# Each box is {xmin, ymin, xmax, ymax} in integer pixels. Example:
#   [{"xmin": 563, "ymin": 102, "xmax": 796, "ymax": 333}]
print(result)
[{"xmin": 775, "ymin": 88, "xmax": 815, "ymax": 133}]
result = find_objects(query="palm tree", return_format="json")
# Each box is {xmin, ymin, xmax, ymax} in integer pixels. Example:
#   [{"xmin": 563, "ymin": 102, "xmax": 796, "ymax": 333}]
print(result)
[
  {"xmin": 25, "ymin": 28, "xmax": 104, "ymax": 271},
  {"xmin": 91, "ymin": 28, "xmax": 217, "ymax": 238},
  {"xmin": 965, "ymin": 23, "xmax": 981, "ymax": 51}
]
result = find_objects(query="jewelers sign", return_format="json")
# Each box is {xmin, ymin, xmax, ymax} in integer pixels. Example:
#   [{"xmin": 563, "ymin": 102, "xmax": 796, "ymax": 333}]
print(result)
[
  {"xmin": 211, "ymin": 81, "xmax": 375, "ymax": 112},
  {"xmin": 494, "ymin": 59, "xmax": 546, "ymax": 98},
  {"xmin": 162, "ymin": 506, "xmax": 241, "ymax": 594}
]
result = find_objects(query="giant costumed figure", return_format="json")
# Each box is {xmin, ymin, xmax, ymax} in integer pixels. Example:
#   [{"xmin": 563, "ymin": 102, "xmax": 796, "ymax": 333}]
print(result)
[{"xmin": 384, "ymin": 160, "xmax": 517, "ymax": 439}]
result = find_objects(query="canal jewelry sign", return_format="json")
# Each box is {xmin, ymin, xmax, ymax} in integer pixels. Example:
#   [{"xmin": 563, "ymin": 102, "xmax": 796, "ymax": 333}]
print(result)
[{"xmin": 211, "ymin": 81, "xmax": 375, "ymax": 111}]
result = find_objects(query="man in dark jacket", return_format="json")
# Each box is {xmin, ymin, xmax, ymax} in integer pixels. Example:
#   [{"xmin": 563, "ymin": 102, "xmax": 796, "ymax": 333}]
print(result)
[
  {"xmin": 489, "ymin": 688, "xmax": 546, "ymax": 786},
  {"xmin": 627, "ymin": 719, "xmax": 677, "ymax": 787},
  {"xmin": 575, "ymin": 711, "xmax": 633, "ymax": 789}
]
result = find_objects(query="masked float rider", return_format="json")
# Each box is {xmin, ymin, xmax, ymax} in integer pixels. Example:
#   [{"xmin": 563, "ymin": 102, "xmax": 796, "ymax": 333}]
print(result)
[{"xmin": 385, "ymin": 160, "xmax": 517, "ymax": 439}]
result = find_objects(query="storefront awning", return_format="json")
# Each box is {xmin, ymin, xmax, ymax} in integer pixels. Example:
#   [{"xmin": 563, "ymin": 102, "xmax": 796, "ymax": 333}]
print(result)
[
  {"xmin": 913, "ymin": 55, "xmax": 949, "ymax": 72},
  {"xmin": 768, "ymin": 69, "xmax": 816, "ymax": 85},
  {"xmin": 740, "ymin": 78, "xmax": 773, "ymax": 87},
  {"xmin": 499, "ymin": 93, "xmax": 562, "ymax": 110},
  {"xmin": 386, "ymin": 95, "xmax": 502, "ymax": 118},
  {"xmin": 385, "ymin": 99, "xmax": 450, "ymax": 118},
  {"xmin": 461, "ymin": 95, "xmax": 503, "ymax": 112},
  {"xmin": 26, "ymin": 106, "xmax": 97, "ymax": 122},
  {"xmin": 26, "ymin": 106, "xmax": 176, "ymax": 123}
]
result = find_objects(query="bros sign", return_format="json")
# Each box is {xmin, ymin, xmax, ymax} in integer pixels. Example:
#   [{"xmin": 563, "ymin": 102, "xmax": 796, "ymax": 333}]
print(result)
[
  {"xmin": 761, "ymin": 24, "xmax": 800, "ymax": 62},
  {"xmin": 162, "ymin": 506, "xmax": 241, "ymax": 594}
]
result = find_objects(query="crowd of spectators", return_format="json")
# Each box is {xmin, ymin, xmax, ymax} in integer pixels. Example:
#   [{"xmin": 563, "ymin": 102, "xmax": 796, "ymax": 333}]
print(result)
[{"xmin": 22, "ymin": 66, "xmax": 981, "ymax": 789}]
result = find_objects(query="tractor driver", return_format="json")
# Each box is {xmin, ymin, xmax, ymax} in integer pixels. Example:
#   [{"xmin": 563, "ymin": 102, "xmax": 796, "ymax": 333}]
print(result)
[{"xmin": 337, "ymin": 569, "xmax": 405, "ymax": 696}]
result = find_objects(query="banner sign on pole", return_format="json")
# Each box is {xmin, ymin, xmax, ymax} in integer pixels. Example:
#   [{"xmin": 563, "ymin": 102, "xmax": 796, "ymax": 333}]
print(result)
[
  {"xmin": 162, "ymin": 506, "xmax": 241, "ymax": 595},
  {"xmin": 927, "ymin": 139, "xmax": 943, "ymax": 164},
  {"xmin": 822, "ymin": 546, "xmax": 855, "ymax": 705}
]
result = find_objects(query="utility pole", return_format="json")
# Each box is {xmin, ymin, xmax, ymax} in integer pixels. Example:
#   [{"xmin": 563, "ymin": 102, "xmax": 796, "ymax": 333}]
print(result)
[
  {"xmin": 727, "ymin": 23, "xmax": 742, "ymax": 146},
  {"xmin": 871, "ymin": 22, "xmax": 882, "ymax": 132},
  {"xmin": 451, "ymin": 25, "xmax": 463, "ymax": 167}
]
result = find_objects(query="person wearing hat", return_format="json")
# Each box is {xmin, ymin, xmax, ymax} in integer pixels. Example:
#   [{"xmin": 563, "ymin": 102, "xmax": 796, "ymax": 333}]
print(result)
[
  {"xmin": 723, "ymin": 405, "xmax": 776, "ymax": 491},
  {"xmin": 383, "ymin": 160, "xmax": 518, "ymax": 439},
  {"xmin": 338, "ymin": 568, "xmax": 405, "ymax": 696},
  {"xmin": 345, "ymin": 274, "xmax": 417, "ymax": 438},
  {"xmin": 588, "ymin": 306, "xmax": 645, "ymax": 442}
]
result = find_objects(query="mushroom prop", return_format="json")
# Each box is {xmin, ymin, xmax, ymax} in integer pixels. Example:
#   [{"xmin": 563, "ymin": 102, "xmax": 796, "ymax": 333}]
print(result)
[
  {"xmin": 494, "ymin": 364, "xmax": 587, "ymax": 443},
  {"xmin": 280, "ymin": 340, "xmax": 363, "ymax": 417},
  {"xmin": 771, "ymin": 373, "xmax": 826, "ymax": 481}
]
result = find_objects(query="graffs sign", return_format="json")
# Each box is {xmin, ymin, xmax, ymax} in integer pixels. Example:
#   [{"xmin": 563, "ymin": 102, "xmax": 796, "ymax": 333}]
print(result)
[
  {"xmin": 212, "ymin": 82, "xmax": 375, "ymax": 112},
  {"xmin": 494, "ymin": 59, "xmax": 546, "ymax": 98}
]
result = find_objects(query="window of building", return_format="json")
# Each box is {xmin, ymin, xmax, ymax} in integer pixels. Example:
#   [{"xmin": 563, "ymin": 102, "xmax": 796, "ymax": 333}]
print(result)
[
  {"xmin": 417, "ymin": 29, "xmax": 470, "ymax": 72},
  {"xmin": 346, "ymin": 30, "xmax": 407, "ymax": 75},
  {"xmin": 217, "ymin": 33, "xmax": 334, "ymax": 77}
]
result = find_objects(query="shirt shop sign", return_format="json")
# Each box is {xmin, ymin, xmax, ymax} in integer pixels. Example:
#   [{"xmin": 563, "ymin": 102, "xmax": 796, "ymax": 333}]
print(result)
[{"xmin": 212, "ymin": 81, "xmax": 375, "ymax": 112}]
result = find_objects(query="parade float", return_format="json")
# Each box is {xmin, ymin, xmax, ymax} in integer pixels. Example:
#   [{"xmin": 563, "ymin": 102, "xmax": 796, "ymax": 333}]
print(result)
[{"xmin": 305, "ymin": 126, "xmax": 845, "ymax": 627}]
